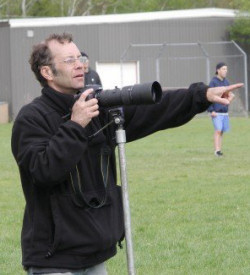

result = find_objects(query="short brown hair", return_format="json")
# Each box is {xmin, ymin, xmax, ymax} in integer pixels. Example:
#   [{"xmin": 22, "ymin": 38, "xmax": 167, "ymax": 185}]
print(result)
[{"xmin": 29, "ymin": 33, "xmax": 73, "ymax": 87}]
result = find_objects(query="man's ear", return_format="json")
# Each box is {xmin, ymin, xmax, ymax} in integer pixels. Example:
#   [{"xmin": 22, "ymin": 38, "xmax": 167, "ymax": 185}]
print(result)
[{"xmin": 40, "ymin": 66, "xmax": 53, "ymax": 80}]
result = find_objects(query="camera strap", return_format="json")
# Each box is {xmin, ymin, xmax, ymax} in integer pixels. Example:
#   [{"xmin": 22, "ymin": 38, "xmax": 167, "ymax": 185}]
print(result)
[
  {"xmin": 70, "ymin": 146, "xmax": 111, "ymax": 209},
  {"xmin": 87, "ymin": 120, "xmax": 114, "ymax": 140}
]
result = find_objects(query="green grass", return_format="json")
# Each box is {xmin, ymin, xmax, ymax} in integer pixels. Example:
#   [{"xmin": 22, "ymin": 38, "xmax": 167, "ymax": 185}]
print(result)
[{"xmin": 1, "ymin": 117, "xmax": 250, "ymax": 274}]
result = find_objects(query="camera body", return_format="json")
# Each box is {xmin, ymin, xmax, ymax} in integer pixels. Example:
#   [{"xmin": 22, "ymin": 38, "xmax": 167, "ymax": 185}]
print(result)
[{"xmin": 76, "ymin": 82, "xmax": 162, "ymax": 108}]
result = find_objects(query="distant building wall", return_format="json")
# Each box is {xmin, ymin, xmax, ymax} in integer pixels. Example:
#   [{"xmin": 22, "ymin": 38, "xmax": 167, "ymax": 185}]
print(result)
[
  {"xmin": 0, "ymin": 25, "xmax": 11, "ymax": 106},
  {"xmin": 0, "ymin": 9, "xmax": 240, "ymax": 119}
]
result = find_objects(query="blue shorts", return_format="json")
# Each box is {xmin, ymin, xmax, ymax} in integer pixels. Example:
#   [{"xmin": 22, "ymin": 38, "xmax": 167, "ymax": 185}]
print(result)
[{"xmin": 212, "ymin": 114, "xmax": 230, "ymax": 132}]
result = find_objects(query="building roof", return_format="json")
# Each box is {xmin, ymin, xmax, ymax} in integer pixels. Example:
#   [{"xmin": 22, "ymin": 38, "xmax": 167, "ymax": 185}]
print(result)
[{"xmin": 1, "ymin": 8, "xmax": 237, "ymax": 28}]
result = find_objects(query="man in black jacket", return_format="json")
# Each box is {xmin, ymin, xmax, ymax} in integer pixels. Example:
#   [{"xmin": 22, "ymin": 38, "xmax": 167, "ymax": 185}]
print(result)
[
  {"xmin": 11, "ymin": 33, "xmax": 242, "ymax": 275},
  {"xmin": 81, "ymin": 51, "xmax": 102, "ymax": 86}
]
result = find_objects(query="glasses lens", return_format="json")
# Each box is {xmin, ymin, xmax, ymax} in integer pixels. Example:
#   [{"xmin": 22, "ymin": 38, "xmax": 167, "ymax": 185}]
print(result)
[
  {"xmin": 64, "ymin": 58, "xmax": 75, "ymax": 64},
  {"xmin": 63, "ymin": 56, "xmax": 85, "ymax": 65}
]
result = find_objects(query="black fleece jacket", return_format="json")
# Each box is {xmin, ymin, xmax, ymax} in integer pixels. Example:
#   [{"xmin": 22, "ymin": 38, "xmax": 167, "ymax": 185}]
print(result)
[{"xmin": 11, "ymin": 82, "xmax": 210, "ymax": 270}]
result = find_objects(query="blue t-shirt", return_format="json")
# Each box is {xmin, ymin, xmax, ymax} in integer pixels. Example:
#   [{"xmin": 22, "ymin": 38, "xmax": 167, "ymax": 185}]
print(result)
[{"xmin": 207, "ymin": 76, "xmax": 230, "ymax": 113}]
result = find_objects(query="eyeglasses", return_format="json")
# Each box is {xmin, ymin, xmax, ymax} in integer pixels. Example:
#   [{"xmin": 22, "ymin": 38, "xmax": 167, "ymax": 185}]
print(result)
[{"xmin": 62, "ymin": 56, "xmax": 87, "ymax": 65}]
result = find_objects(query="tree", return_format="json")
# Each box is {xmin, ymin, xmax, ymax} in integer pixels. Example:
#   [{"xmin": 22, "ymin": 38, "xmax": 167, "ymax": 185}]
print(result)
[
  {"xmin": 0, "ymin": 0, "xmax": 246, "ymax": 19},
  {"xmin": 229, "ymin": 1, "xmax": 250, "ymax": 43}
]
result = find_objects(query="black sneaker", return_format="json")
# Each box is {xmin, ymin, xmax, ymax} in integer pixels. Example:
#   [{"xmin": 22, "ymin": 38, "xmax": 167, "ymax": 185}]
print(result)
[{"xmin": 215, "ymin": 151, "xmax": 223, "ymax": 157}]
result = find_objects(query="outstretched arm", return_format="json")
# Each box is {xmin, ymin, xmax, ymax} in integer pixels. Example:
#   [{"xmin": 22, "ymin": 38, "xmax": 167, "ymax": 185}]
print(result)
[{"xmin": 124, "ymin": 82, "xmax": 243, "ymax": 142}]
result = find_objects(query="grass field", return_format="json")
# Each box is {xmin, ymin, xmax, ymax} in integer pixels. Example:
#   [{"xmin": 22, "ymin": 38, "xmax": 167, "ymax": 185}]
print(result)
[{"xmin": 0, "ymin": 117, "xmax": 249, "ymax": 275}]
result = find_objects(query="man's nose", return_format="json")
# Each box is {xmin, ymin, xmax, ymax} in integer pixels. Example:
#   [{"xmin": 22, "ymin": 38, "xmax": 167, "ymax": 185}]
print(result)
[{"xmin": 75, "ymin": 59, "xmax": 84, "ymax": 68}]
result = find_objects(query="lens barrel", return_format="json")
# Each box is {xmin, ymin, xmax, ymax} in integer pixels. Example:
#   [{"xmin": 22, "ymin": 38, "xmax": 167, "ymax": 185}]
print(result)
[{"xmin": 96, "ymin": 81, "xmax": 162, "ymax": 107}]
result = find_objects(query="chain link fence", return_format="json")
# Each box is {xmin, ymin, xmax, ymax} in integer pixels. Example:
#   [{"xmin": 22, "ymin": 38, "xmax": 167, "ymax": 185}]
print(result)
[{"xmin": 120, "ymin": 41, "xmax": 248, "ymax": 117}]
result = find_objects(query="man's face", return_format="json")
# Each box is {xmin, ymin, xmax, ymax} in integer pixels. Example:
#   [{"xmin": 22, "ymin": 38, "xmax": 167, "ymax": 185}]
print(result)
[
  {"xmin": 47, "ymin": 40, "xmax": 84, "ymax": 94},
  {"xmin": 217, "ymin": 66, "xmax": 228, "ymax": 79},
  {"xmin": 83, "ymin": 58, "xmax": 89, "ymax": 73}
]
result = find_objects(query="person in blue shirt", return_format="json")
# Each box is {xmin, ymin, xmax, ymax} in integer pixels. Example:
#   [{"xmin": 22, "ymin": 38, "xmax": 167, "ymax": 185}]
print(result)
[{"xmin": 207, "ymin": 62, "xmax": 235, "ymax": 157}]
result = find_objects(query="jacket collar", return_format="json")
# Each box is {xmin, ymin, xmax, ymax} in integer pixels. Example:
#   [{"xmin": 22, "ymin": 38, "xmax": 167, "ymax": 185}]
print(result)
[{"xmin": 41, "ymin": 85, "xmax": 77, "ymax": 117}]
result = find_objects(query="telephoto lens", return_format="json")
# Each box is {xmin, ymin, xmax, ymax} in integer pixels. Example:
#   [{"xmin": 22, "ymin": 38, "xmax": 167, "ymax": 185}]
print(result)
[{"xmin": 78, "ymin": 81, "xmax": 162, "ymax": 107}]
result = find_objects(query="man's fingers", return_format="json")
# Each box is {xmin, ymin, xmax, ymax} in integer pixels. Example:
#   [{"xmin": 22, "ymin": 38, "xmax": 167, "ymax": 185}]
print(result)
[
  {"xmin": 77, "ymin": 89, "xmax": 99, "ymax": 107},
  {"xmin": 216, "ymin": 97, "xmax": 230, "ymax": 105},
  {"xmin": 225, "ymin": 83, "xmax": 244, "ymax": 92},
  {"xmin": 222, "ymin": 83, "xmax": 243, "ymax": 99},
  {"xmin": 78, "ymin": 88, "xmax": 94, "ymax": 101},
  {"xmin": 88, "ymin": 103, "xmax": 99, "ymax": 112}
]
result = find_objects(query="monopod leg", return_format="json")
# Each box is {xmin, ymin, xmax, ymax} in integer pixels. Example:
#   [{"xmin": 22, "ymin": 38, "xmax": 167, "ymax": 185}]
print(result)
[{"xmin": 116, "ymin": 127, "xmax": 136, "ymax": 275}]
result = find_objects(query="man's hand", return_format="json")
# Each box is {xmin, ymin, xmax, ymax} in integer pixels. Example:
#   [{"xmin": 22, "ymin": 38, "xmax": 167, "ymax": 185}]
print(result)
[
  {"xmin": 211, "ymin": 111, "xmax": 217, "ymax": 118},
  {"xmin": 71, "ymin": 89, "xmax": 99, "ymax": 127},
  {"xmin": 206, "ymin": 83, "xmax": 243, "ymax": 105}
]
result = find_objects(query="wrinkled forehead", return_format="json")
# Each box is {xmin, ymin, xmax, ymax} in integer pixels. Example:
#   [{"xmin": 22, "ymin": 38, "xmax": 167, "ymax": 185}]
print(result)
[{"xmin": 47, "ymin": 39, "xmax": 81, "ymax": 60}]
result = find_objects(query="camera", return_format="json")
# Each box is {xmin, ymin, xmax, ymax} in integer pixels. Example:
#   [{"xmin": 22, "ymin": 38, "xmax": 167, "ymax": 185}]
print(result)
[{"xmin": 75, "ymin": 81, "xmax": 162, "ymax": 107}]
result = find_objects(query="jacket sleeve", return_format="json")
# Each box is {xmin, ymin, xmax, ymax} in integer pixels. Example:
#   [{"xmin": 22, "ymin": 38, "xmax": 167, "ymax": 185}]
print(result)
[
  {"xmin": 123, "ymin": 82, "xmax": 211, "ymax": 142},
  {"xmin": 11, "ymin": 109, "xmax": 89, "ymax": 186},
  {"xmin": 95, "ymin": 71, "xmax": 102, "ymax": 86}
]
